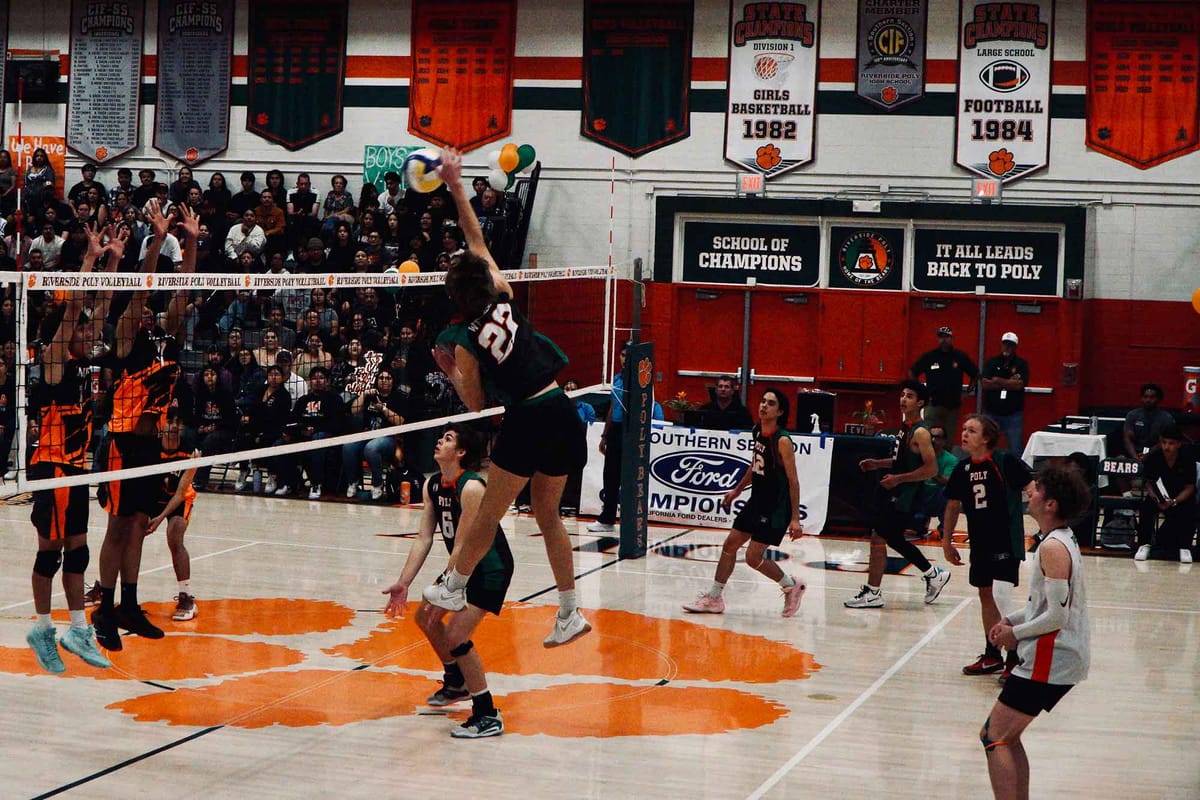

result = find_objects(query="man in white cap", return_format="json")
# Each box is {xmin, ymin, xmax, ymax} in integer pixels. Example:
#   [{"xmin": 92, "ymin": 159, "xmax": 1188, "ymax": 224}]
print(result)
[{"xmin": 981, "ymin": 332, "xmax": 1030, "ymax": 452}]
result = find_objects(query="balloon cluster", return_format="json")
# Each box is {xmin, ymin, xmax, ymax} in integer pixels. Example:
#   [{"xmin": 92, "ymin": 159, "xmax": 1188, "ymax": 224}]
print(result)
[{"xmin": 485, "ymin": 143, "xmax": 537, "ymax": 191}]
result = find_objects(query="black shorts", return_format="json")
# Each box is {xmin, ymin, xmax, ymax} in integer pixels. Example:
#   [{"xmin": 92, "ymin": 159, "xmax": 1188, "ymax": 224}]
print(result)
[
  {"xmin": 98, "ymin": 433, "xmax": 162, "ymax": 517},
  {"xmin": 491, "ymin": 391, "xmax": 587, "ymax": 478},
  {"xmin": 998, "ymin": 675, "xmax": 1073, "ymax": 717},
  {"xmin": 733, "ymin": 504, "xmax": 786, "ymax": 547},
  {"xmin": 969, "ymin": 547, "xmax": 1021, "ymax": 588},
  {"xmin": 465, "ymin": 541, "xmax": 515, "ymax": 616},
  {"xmin": 30, "ymin": 463, "xmax": 90, "ymax": 541}
]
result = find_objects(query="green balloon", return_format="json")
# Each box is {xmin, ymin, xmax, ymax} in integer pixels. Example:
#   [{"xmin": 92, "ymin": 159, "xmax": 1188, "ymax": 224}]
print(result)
[
  {"xmin": 505, "ymin": 173, "xmax": 516, "ymax": 190},
  {"xmin": 515, "ymin": 144, "xmax": 537, "ymax": 172}
]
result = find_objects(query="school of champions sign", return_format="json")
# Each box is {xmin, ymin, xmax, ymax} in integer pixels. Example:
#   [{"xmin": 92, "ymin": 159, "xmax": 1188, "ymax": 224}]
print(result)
[
  {"xmin": 154, "ymin": 0, "xmax": 234, "ymax": 165},
  {"xmin": 681, "ymin": 220, "xmax": 820, "ymax": 286},
  {"xmin": 955, "ymin": 0, "xmax": 1054, "ymax": 183},
  {"xmin": 855, "ymin": 0, "xmax": 927, "ymax": 110},
  {"xmin": 724, "ymin": 0, "xmax": 819, "ymax": 177},
  {"xmin": 67, "ymin": 0, "xmax": 144, "ymax": 163},
  {"xmin": 827, "ymin": 227, "xmax": 905, "ymax": 290},
  {"xmin": 912, "ymin": 228, "xmax": 1060, "ymax": 295}
]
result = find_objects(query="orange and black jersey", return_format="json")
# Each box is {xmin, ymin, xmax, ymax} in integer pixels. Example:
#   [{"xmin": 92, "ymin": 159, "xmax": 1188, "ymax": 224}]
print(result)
[
  {"xmin": 110, "ymin": 326, "xmax": 181, "ymax": 433},
  {"xmin": 158, "ymin": 446, "xmax": 198, "ymax": 509},
  {"xmin": 31, "ymin": 358, "xmax": 93, "ymax": 469}
]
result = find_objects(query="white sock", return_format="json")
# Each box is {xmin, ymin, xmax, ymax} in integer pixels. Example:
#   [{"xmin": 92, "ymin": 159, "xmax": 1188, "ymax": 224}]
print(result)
[
  {"xmin": 69, "ymin": 609, "xmax": 87, "ymax": 629},
  {"xmin": 179, "ymin": 580, "xmax": 191, "ymax": 595},
  {"xmin": 557, "ymin": 589, "xmax": 577, "ymax": 618},
  {"xmin": 867, "ymin": 584, "xmax": 881, "ymax": 594},
  {"xmin": 445, "ymin": 568, "xmax": 469, "ymax": 592},
  {"xmin": 707, "ymin": 581, "xmax": 725, "ymax": 599},
  {"xmin": 35, "ymin": 614, "xmax": 53, "ymax": 630},
  {"xmin": 922, "ymin": 566, "xmax": 938, "ymax": 578},
  {"xmin": 778, "ymin": 574, "xmax": 796, "ymax": 588}
]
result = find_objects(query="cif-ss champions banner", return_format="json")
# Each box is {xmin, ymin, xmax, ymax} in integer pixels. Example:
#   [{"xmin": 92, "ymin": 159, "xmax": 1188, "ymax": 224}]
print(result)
[
  {"xmin": 582, "ymin": 0, "xmax": 693, "ymax": 157},
  {"xmin": 955, "ymin": 0, "xmax": 1054, "ymax": 183},
  {"xmin": 680, "ymin": 219, "xmax": 820, "ymax": 286},
  {"xmin": 154, "ymin": 0, "xmax": 234, "ymax": 165},
  {"xmin": 0, "ymin": 2, "xmax": 8, "ymax": 140},
  {"xmin": 855, "ymin": 0, "xmax": 927, "ymax": 110},
  {"xmin": 67, "ymin": 0, "xmax": 144, "ymax": 163},
  {"xmin": 912, "ymin": 227, "xmax": 1060, "ymax": 295},
  {"xmin": 725, "ymin": 0, "xmax": 819, "ymax": 176},
  {"xmin": 246, "ymin": 0, "xmax": 348, "ymax": 150},
  {"xmin": 581, "ymin": 424, "xmax": 833, "ymax": 534},
  {"xmin": 1087, "ymin": 1, "xmax": 1200, "ymax": 169},
  {"xmin": 409, "ymin": 0, "xmax": 516, "ymax": 151}
]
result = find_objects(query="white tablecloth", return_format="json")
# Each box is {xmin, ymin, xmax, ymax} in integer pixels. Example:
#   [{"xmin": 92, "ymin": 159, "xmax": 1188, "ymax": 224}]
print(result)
[{"xmin": 1022, "ymin": 431, "xmax": 1109, "ymax": 486}]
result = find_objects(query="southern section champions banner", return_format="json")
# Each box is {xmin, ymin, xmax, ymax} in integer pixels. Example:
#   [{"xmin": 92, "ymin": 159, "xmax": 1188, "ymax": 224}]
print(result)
[
  {"xmin": 581, "ymin": 424, "xmax": 833, "ymax": 533},
  {"xmin": 1087, "ymin": 1, "xmax": 1200, "ymax": 169},
  {"xmin": 955, "ymin": 0, "xmax": 1054, "ymax": 183},
  {"xmin": 582, "ymin": 0, "xmax": 693, "ymax": 157},
  {"xmin": 856, "ymin": 0, "xmax": 927, "ymax": 110},
  {"xmin": 408, "ymin": 0, "xmax": 515, "ymax": 151},
  {"xmin": 680, "ymin": 219, "xmax": 820, "ymax": 286},
  {"xmin": 827, "ymin": 227, "xmax": 905, "ymax": 290},
  {"xmin": 0, "ymin": 2, "xmax": 8, "ymax": 141},
  {"xmin": 154, "ymin": 0, "xmax": 234, "ymax": 165},
  {"xmin": 67, "ymin": 0, "xmax": 144, "ymax": 163},
  {"xmin": 246, "ymin": 0, "xmax": 348, "ymax": 150},
  {"xmin": 912, "ymin": 228, "xmax": 1060, "ymax": 295},
  {"xmin": 725, "ymin": 0, "xmax": 819, "ymax": 176}
]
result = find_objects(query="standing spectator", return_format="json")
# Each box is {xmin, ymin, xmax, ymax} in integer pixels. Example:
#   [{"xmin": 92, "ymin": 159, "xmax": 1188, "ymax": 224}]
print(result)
[
  {"xmin": 23, "ymin": 148, "xmax": 56, "ymax": 213},
  {"xmin": 68, "ymin": 163, "xmax": 106, "ymax": 206},
  {"xmin": 588, "ymin": 343, "xmax": 629, "ymax": 533},
  {"xmin": 202, "ymin": 172, "xmax": 232, "ymax": 243},
  {"xmin": 981, "ymin": 332, "xmax": 1030, "ymax": 453},
  {"xmin": 326, "ymin": 222, "xmax": 356, "ymax": 270},
  {"xmin": 1124, "ymin": 383, "xmax": 1174, "ymax": 460},
  {"xmin": 909, "ymin": 325, "xmax": 978, "ymax": 438},
  {"xmin": 278, "ymin": 366, "xmax": 345, "ymax": 499},
  {"xmin": 1134, "ymin": 425, "xmax": 1196, "ymax": 563},
  {"xmin": 232, "ymin": 348, "xmax": 265, "ymax": 410},
  {"xmin": 342, "ymin": 369, "xmax": 408, "ymax": 500},
  {"xmin": 224, "ymin": 209, "xmax": 266, "ymax": 264},
  {"xmin": 698, "ymin": 376, "xmax": 753, "ymax": 431},
  {"xmin": 191, "ymin": 365, "xmax": 237, "ymax": 489},
  {"xmin": 239, "ymin": 364, "xmax": 291, "ymax": 493}
]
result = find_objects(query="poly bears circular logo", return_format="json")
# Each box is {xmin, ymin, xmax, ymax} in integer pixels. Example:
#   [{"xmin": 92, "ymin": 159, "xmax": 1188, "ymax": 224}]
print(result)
[{"xmin": 838, "ymin": 231, "xmax": 896, "ymax": 287}]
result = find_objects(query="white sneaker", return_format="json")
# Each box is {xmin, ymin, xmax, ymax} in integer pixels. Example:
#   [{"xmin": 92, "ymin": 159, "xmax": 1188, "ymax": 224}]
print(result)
[
  {"xmin": 274, "ymin": 484, "xmax": 292, "ymax": 497},
  {"xmin": 422, "ymin": 579, "xmax": 467, "ymax": 612},
  {"xmin": 236, "ymin": 468, "xmax": 250, "ymax": 490},
  {"xmin": 371, "ymin": 485, "xmax": 385, "ymax": 501},
  {"xmin": 3, "ymin": 470, "xmax": 15, "ymax": 481},
  {"xmin": 924, "ymin": 567, "xmax": 951, "ymax": 604},
  {"xmin": 345, "ymin": 483, "xmax": 359, "ymax": 499},
  {"xmin": 844, "ymin": 585, "xmax": 884, "ymax": 608},
  {"xmin": 543, "ymin": 609, "xmax": 592, "ymax": 648},
  {"xmin": 1181, "ymin": 549, "xmax": 1193, "ymax": 564},
  {"xmin": 1134, "ymin": 544, "xmax": 1151, "ymax": 562},
  {"xmin": 308, "ymin": 485, "xmax": 322, "ymax": 500},
  {"xmin": 264, "ymin": 476, "xmax": 278, "ymax": 494},
  {"xmin": 587, "ymin": 521, "xmax": 615, "ymax": 533}
]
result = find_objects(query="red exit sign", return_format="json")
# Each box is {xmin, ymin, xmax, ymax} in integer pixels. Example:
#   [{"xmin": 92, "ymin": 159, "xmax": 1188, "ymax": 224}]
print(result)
[{"xmin": 972, "ymin": 177, "xmax": 1002, "ymax": 200}]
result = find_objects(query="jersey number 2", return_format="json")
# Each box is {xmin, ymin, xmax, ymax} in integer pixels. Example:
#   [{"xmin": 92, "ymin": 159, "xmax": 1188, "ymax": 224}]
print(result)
[
  {"xmin": 478, "ymin": 304, "xmax": 518, "ymax": 364},
  {"xmin": 973, "ymin": 482, "xmax": 988, "ymax": 509}
]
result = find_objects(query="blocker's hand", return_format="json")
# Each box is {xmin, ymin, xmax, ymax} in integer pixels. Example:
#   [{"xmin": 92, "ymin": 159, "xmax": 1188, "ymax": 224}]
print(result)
[{"xmin": 437, "ymin": 148, "xmax": 463, "ymax": 185}]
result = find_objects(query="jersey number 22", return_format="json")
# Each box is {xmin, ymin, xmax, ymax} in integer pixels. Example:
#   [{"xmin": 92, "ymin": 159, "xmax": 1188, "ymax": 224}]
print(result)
[{"xmin": 478, "ymin": 304, "xmax": 518, "ymax": 364}]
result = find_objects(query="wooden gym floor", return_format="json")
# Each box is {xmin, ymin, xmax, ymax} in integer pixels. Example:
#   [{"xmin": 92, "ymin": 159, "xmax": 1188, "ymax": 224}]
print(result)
[{"xmin": 0, "ymin": 492, "xmax": 1196, "ymax": 799}]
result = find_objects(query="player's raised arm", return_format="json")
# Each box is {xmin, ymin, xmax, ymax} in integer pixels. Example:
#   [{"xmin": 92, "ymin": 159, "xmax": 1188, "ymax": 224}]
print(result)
[{"xmin": 438, "ymin": 148, "xmax": 513, "ymax": 299}]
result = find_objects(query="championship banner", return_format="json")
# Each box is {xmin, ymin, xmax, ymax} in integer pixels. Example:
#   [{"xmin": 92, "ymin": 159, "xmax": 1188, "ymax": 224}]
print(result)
[
  {"xmin": 581, "ymin": 424, "xmax": 833, "ymax": 534},
  {"xmin": 724, "ymin": 0, "xmax": 819, "ymax": 177},
  {"xmin": 827, "ymin": 226, "xmax": 905, "ymax": 291},
  {"xmin": 955, "ymin": 0, "xmax": 1054, "ymax": 183},
  {"xmin": 67, "ymin": 0, "xmax": 144, "ymax": 163},
  {"xmin": 582, "ymin": 0, "xmax": 693, "ymax": 157},
  {"xmin": 154, "ymin": 0, "xmax": 234, "ymax": 165},
  {"xmin": 680, "ymin": 219, "xmax": 820, "ymax": 286},
  {"xmin": 8, "ymin": 136, "xmax": 66, "ymax": 199},
  {"xmin": 363, "ymin": 145, "xmax": 422, "ymax": 194},
  {"xmin": 1087, "ymin": 1, "xmax": 1200, "ymax": 169},
  {"xmin": 409, "ymin": 0, "xmax": 516, "ymax": 151},
  {"xmin": 246, "ymin": 0, "xmax": 348, "ymax": 150},
  {"xmin": 0, "ymin": 2, "xmax": 8, "ymax": 141},
  {"xmin": 855, "ymin": 0, "xmax": 927, "ymax": 110},
  {"xmin": 911, "ymin": 228, "xmax": 1060, "ymax": 295}
]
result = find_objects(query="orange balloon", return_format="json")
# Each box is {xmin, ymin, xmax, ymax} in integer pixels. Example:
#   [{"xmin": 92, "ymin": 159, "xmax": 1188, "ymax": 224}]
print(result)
[
  {"xmin": 398, "ymin": 260, "xmax": 420, "ymax": 274},
  {"xmin": 1193, "ymin": 288, "xmax": 1200, "ymax": 315},
  {"xmin": 498, "ymin": 143, "xmax": 519, "ymax": 173}
]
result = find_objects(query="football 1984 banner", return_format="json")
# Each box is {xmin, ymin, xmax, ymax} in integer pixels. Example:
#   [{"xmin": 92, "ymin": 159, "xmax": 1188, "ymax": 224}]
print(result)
[
  {"xmin": 724, "ymin": 0, "xmax": 820, "ymax": 177},
  {"xmin": 955, "ymin": 0, "xmax": 1054, "ymax": 183},
  {"xmin": 855, "ymin": 0, "xmax": 928, "ymax": 111}
]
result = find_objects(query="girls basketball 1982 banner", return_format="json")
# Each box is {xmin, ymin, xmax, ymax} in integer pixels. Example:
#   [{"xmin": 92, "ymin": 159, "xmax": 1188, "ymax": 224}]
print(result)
[
  {"xmin": 724, "ymin": 0, "xmax": 820, "ymax": 178},
  {"xmin": 955, "ymin": 0, "xmax": 1054, "ymax": 183}
]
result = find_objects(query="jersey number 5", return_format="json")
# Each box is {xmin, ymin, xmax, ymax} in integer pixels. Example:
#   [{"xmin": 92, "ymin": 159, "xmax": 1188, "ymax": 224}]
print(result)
[{"xmin": 477, "ymin": 303, "xmax": 518, "ymax": 364}]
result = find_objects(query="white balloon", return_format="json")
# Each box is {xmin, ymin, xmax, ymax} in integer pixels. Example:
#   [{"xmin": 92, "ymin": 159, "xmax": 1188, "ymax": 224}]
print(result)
[
  {"xmin": 488, "ymin": 167, "xmax": 509, "ymax": 191},
  {"xmin": 486, "ymin": 149, "xmax": 502, "ymax": 170}
]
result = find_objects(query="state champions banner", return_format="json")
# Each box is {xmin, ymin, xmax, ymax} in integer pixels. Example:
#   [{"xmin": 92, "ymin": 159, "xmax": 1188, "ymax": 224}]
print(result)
[
  {"xmin": 408, "ymin": 0, "xmax": 516, "ymax": 151},
  {"xmin": 855, "ymin": 0, "xmax": 927, "ymax": 111},
  {"xmin": 1086, "ymin": 1, "xmax": 1200, "ymax": 169},
  {"xmin": 725, "ymin": 0, "xmax": 819, "ymax": 176},
  {"xmin": 154, "ymin": 0, "xmax": 234, "ymax": 165},
  {"xmin": 67, "ymin": 0, "xmax": 144, "ymax": 164},
  {"xmin": 955, "ymin": 0, "xmax": 1054, "ymax": 183},
  {"xmin": 581, "ymin": 423, "xmax": 833, "ymax": 533}
]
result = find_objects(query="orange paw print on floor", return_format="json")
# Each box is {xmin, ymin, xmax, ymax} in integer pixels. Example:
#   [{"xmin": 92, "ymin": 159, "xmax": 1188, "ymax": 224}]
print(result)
[{"xmin": 0, "ymin": 601, "xmax": 820, "ymax": 737}]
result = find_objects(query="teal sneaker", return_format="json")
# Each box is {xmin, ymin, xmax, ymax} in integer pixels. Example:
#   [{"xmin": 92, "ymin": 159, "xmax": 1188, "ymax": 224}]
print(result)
[
  {"xmin": 26, "ymin": 625, "xmax": 65, "ymax": 674},
  {"xmin": 60, "ymin": 625, "xmax": 112, "ymax": 668}
]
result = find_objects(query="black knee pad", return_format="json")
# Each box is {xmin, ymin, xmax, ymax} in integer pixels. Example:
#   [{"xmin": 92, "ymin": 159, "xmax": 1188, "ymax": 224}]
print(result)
[
  {"xmin": 62, "ymin": 544, "xmax": 90, "ymax": 575},
  {"xmin": 33, "ymin": 549, "xmax": 63, "ymax": 578},
  {"xmin": 449, "ymin": 639, "xmax": 474, "ymax": 658}
]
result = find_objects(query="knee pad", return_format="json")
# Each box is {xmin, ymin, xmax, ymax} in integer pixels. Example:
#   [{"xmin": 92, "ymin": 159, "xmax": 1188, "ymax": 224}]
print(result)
[
  {"xmin": 449, "ymin": 640, "xmax": 474, "ymax": 658},
  {"xmin": 33, "ymin": 549, "xmax": 63, "ymax": 579},
  {"xmin": 980, "ymin": 719, "xmax": 1008, "ymax": 753},
  {"xmin": 745, "ymin": 549, "xmax": 765, "ymax": 569},
  {"xmin": 62, "ymin": 544, "xmax": 90, "ymax": 575}
]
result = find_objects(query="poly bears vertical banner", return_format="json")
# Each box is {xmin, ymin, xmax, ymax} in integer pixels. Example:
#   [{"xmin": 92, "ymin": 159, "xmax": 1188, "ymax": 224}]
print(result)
[
  {"xmin": 955, "ymin": 0, "xmax": 1054, "ymax": 183},
  {"xmin": 67, "ymin": 0, "xmax": 144, "ymax": 163},
  {"xmin": 725, "ymin": 0, "xmax": 820, "ymax": 177},
  {"xmin": 582, "ymin": 0, "xmax": 693, "ymax": 157}
]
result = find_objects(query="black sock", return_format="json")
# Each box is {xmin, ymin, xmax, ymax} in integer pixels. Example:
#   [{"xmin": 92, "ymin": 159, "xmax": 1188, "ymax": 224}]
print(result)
[
  {"xmin": 99, "ymin": 585, "xmax": 116, "ymax": 613},
  {"xmin": 443, "ymin": 661, "xmax": 464, "ymax": 689},
  {"xmin": 985, "ymin": 643, "xmax": 1002, "ymax": 660},
  {"xmin": 471, "ymin": 690, "xmax": 495, "ymax": 717},
  {"xmin": 120, "ymin": 582, "xmax": 138, "ymax": 609}
]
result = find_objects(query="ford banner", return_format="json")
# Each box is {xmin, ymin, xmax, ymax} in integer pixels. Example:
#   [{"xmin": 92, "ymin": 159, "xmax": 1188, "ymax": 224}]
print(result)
[{"xmin": 581, "ymin": 423, "xmax": 832, "ymax": 533}]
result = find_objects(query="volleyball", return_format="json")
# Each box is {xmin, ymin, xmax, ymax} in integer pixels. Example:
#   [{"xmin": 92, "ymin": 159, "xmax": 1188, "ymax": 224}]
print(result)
[{"xmin": 403, "ymin": 148, "xmax": 444, "ymax": 193}]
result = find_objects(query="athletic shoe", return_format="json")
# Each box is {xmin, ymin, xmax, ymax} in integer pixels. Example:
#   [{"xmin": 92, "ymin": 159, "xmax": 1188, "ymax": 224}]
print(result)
[
  {"xmin": 264, "ymin": 475, "xmax": 278, "ymax": 495},
  {"xmin": 587, "ymin": 521, "xmax": 615, "ymax": 533},
  {"xmin": 273, "ymin": 484, "xmax": 292, "ymax": 497},
  {"xmin": 450, "ymin": 711, "xmax": 503, "ymax": 738},
  {"xmin": 115, "ymin": 604, "xmax": 165, "ymax": 639},
  {"xmin": 173, "ymin": 593, "xmax": 197, "ymax": 621},
  {"xmin": 3, "ymin": 469, "xmax": 16, "ymax": 481},
  {"xmin": 998, "ymin": 652, "xmax": 1020, "ymax": 685},
  {"xmin": 543, "ymin": 609, "xmax": 592, "ymax": 648},
  {"xmin": 371, "ymin": 485, "xmax": 386, "ymax": 501},
  {"xmin": 426, "ymin": 685, "xmax": 470, "ymax": 707},
  {"xmin": 83, "ymin": 582, "xmax": 103, "ymax": 607},
  {"xmin": 91, "ymin": 608, "xmax": 122, "ymax": 651},
  {"xmin": 345, "ymin": 483, "xmax": 359, "ymax": 499},
  {"xmin": 236, "ymin": 468, "xmax": 250, "ymax": 491},
  {"xmin": 844, "ymin": 585, "xmax": 884, "ymax": 608},
  {"xmin": 1181, "ymin": 549, "xmax": 1193, "ymax": 564},
  {"xmin": 422, "ymin": 579, "xmax": 467, "ymax": 612},
  {"xmin": 682, "ymin": 593, "xmax": 726, "ymax": 614},
  {"xmin": 962, "ymin": 653, "xmax": 1004, "ymax": 675},
  {"xmin": 308, "ymin": 485, "xmax": 322, "ymax": 500},
  {"xmin": 26, "ymin": 625, "xmax": 65, "ymax": 674},
  {"xmin": 781, "ymin": 578, "xmax": 806, "ymax": 618},
  {"xmin": 924, "ymin": 567, "xmax": 951, "ymax": 604},
  {"xmin": 1134, "ymin": 544, "xmax": 1151, "ymax": 561},
  {"xmin": 59, "ymin": 625, "xmax": 112, "ymax": 668}
]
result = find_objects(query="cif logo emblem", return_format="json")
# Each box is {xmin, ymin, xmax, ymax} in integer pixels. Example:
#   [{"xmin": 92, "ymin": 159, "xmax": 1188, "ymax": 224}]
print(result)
[
  {"xmin": 649, "ymin": 451, "xmax": 749, "ymax": 495},
  {"xmin": 866, "ymin": 18, "xmax": 916, "ymax": 66},
  {"xmin": 838, "ymin": 231, "xmax": 895, "ymax": 287},
  {"xmin": 979, "ymin": 60, "xmax": 1030, "ymax": 93}
]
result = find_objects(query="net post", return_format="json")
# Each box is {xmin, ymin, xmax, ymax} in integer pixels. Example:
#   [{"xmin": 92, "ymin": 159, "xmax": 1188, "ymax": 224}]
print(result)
[
  {"xmin": 619, "ymin": 259, "xmax": 651, "ymax": 559},
  {"xmin": 14, "ymin": 272, "xmax": 28, "ymax": 491}
]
